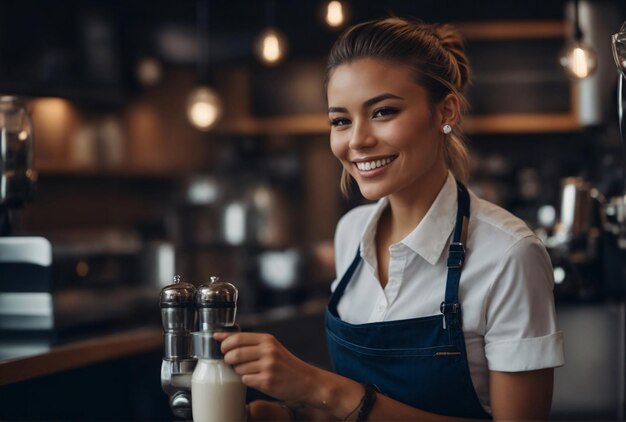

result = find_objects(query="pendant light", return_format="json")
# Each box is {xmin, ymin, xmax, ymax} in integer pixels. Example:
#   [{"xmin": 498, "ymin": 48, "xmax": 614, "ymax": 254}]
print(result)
[
  {"xmin": 136, "ymin": 57, "xmax": 163, "ymax": 87},
  {"xmin": 187, "ymin": 0, "xmax": 222, "ymax": 131},
  {"xmin": 324, "ymin": 1, "xmax": 347, "ymax": 28},
  {"xmin": 254, "ymin": 0, "xmax": 288, "ymax": 66},
  {"xmin": 559, "ymin": 0, "xmax": 598, "ymax": 80}
]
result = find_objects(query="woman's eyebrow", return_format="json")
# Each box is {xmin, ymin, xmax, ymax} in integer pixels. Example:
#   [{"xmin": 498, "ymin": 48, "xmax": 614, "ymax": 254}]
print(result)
[
  {"xmin": 328, "ymin": 93, "xmax": 404, "ymax": 113},
  {"xmin": 328, "ymin": 106, "xmax": 347, "ymax": 113},
  {"xmin": 363, "ymin": 93, "xmax": 403, "ymax": 108}
]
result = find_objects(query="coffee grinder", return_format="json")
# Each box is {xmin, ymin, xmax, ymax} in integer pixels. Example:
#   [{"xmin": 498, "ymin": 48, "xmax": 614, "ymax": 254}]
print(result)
[
  {"xmin": 0, "ymin": 95, "xmax": 36, "ymax": 235},
  {"xmin": 0, "ymin": 96, "xmax": 54, "ymax": 339}
]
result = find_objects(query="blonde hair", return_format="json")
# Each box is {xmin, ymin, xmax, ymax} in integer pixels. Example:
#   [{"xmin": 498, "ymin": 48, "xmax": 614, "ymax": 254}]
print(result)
[{"xmin": 326, "ymin": 17, "xmax": 472, "ymax": 196}]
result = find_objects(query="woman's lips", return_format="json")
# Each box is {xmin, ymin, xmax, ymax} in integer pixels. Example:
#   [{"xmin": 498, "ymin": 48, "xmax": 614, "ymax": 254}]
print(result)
[{"xmin": 353, "ymin": 156, "xmax": 397, "ymax": 178}]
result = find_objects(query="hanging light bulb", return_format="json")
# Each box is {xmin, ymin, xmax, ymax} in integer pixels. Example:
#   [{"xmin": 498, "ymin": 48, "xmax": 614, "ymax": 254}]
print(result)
[
  {"xmin": 136, "ymin": 57, "xmax": 163, "ymax": 87},
  {"xmin": 186, "ymin": 0, "xmax": 222, "ymax": 131},
  {"xmin": 325, "ymin": 1, "xmax": 346, "ymax": 28},
  {"xmin": 255, "ymin": 0, "xmax": 287, "ymax": 66},
  {"xmin": 255, "ymin": 28, "xmax": 287, "ymax": 65},
  {"xmin": 560, "ymin": 41, "xmax": 598, "ymax": 79},
  {"xmin": 559, "ymin": 0, "xmax": 598, "ymax": 79},
  {"xmin": 186, "ymin": 86, "xmax": 222, "ymax": 131}
]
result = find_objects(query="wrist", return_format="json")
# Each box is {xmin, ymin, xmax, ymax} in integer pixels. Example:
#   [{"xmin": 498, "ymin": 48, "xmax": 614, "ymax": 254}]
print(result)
[{"xmin": 302, "ymin": 368, "xmax": 363, "ymax": 420}]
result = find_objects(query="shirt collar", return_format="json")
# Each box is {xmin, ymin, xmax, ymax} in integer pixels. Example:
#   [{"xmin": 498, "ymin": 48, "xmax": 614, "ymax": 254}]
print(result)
[
  {"xmin": 359, "ymin": 171, "xmax": 458, "ymax": 268},
  {"xmin": 401, "ymin": 171, "xmax": 458, "ymax": 265}
]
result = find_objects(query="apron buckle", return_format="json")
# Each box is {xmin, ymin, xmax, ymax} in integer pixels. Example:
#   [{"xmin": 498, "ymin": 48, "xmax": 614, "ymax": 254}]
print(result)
[
  {"xmin": 447, "ymin": 242, "xmax": 465, "ymax": 268},
  {"xmin": 440, "ymin": 301, "xmax": 460, "ymax": 314}
]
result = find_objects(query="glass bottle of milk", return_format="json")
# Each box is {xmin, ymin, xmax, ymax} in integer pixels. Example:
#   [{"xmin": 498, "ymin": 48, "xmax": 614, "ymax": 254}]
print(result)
[{"xmin": 191, "ymin": 277, "xmax": 247, "ymax": 422}]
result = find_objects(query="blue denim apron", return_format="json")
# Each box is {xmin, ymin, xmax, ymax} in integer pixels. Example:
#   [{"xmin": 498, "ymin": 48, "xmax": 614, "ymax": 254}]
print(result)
[{"xmin": 325, "ymin": 182, "xmax": 491, "ymax": 419}]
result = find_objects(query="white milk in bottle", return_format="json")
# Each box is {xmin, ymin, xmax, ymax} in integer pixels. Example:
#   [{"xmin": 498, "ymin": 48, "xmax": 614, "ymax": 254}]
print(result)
[
  {"xmin": 191, "ymin": 277, "xmax": 247, "ymax": 422},
  {"xmin": 191, "ymin": 358, "xmax": 246, "ymax": 422}
]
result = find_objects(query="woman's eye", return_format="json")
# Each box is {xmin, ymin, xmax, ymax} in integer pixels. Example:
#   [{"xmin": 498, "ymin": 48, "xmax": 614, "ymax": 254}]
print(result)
[
  {"xmin": 330, "ymin": 117, "xmax": 351, "ymax": 127},
  {"xmin": 373, "ymin": 107, "xmax": 399, "ymax": 118}
]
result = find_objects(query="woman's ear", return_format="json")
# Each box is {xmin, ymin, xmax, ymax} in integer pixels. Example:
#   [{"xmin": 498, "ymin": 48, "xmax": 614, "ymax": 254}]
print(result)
[{"xmin": 438, "ymin": 93, "xmax": 461, "ymax": 126}]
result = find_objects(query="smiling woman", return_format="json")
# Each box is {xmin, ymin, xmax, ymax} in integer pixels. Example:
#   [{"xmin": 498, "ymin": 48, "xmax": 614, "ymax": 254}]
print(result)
[
  {"xmin": 327, "ymin": 58, "xmax": 450, "ymax": 203},
  {"xmin": 214, "ymin": 17, "xmax": 564, "ymax": 422}
]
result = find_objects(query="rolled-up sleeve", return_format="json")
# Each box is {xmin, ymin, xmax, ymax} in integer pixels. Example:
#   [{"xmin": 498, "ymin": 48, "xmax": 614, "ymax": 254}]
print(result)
[{"xmin": 483, "ymin": 235, "xmax": 565, "ymax": 372}]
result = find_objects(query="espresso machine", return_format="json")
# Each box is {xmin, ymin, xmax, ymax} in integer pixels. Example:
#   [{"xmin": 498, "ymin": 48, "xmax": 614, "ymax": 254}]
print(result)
[
  {"xmin": 159, "ymin": 275, "xmax": 246, "ymax": 421},
  {"xmin": 603, "ymin": 20, "xmax": 626, "ymax": 295},
  {"xmin": 547, "ymin": 21, "xmax": 626, "ymax": 299}
]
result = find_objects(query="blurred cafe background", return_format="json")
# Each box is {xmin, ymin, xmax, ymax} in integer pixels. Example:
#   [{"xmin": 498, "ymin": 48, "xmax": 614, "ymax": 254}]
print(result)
[{"xmin": 1, "ymin": 0, "xmax": 626, "ymax": 420}]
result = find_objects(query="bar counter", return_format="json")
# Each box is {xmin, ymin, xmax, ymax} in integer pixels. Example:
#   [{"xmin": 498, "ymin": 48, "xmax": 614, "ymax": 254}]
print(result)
[
  {"xmin": 0, "ymin": 326, "xmax": 162, "ymax": 386},
  {"xmin": 0, "ymin": 298, "xmax": 329, "ymax": 387}
]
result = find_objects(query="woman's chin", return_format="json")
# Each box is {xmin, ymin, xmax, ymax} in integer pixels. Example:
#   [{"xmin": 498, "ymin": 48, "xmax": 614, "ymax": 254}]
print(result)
[{"xmin": 357, "ymin": 185, "xmax": 389, "ymax": 201}]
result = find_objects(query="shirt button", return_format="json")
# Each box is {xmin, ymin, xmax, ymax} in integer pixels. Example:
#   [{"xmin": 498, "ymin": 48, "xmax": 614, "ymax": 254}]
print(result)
[{"xmin": 377, "ymin": 304, "xmax": 385, "ymax": 312}]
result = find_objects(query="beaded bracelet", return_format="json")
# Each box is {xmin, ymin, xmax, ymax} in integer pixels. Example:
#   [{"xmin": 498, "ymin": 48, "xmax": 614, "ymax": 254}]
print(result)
[
  {"xmin": 356, "ymin": 384, "xmax": 379, "ymax": 422},
  {"xmin": 343, "ymin": 384, "xmax": 366, "ymax": 421}
]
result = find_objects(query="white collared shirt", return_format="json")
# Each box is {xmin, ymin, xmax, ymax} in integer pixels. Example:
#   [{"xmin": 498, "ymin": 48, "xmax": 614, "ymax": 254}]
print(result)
[{"xmin": 331, "ymin": 171, "xmax": 565, "ymax": 414}]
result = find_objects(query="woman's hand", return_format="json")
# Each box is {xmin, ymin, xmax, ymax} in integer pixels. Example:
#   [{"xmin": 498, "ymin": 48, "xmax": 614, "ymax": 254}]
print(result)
[{"xmin": 213, "ymin": 331, "xmax": 318, "ymax": 403}]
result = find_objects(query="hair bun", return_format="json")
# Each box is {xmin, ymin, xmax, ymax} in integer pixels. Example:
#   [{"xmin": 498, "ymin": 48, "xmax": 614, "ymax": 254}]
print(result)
[{"xmin": 429, "ymin": 23, "xmax": 471, "ymax": 92}]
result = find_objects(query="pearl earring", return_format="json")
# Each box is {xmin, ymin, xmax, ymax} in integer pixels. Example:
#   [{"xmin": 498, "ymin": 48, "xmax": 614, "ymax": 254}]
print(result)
[{"xmin": 442, "ymin": 124, "xmax": 452, "ymax": 135}]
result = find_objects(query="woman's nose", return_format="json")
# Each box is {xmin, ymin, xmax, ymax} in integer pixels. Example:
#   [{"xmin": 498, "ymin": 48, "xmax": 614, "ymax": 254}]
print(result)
[{"xmin": 348, "ymin": 121, "xmax": 376, "ymax": 150}]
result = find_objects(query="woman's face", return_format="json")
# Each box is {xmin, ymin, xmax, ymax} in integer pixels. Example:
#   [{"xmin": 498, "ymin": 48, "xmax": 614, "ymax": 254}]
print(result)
[{"xmin": 327, "ymin": 58, "xmax": 447, "ymax": 201}]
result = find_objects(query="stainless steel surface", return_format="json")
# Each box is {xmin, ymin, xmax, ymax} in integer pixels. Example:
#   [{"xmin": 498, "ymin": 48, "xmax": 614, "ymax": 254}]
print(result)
[
  {"xmin": 163, "ymin": 333, "xmax": 193, "ymax": 359},
  {"xmin": 159, "ymin": 275, "xmax": 198, "ymax": 419},
  {"xmin": 555, "ymin": 177, "xmax": 595, "ymax": 241},
  {"xmin": 160, "ymin": 307, "xmax": 196, "ymax": 334},
  {"xmin": 612, "ymin": 20, "xmax": 626, "ymax": 79},
  {"xmin": 197, "ymin": 307, "xmax": 237, "ymax": 331},
  {"xmin": 196, "ymin": 276, "xmax": 238, "ymax": 330},
  {"xmin": 191, "ymin": 332, "xmax": 219, "ymax": 359},
  {"xmin": 159, "ymin": 275, "xmax": 196, "ymax": 335},
  {"xmin": 170, "ymin": 391, "xmax": 193, "ymax": 420},
  {"xmin": 195, "ymin": 276, "xmax": 238, "ymax": 305},
  {"xmin": 161, "ymin": 359, "xmax": 195, "ymax": 419},
  {"xmin": 159, "ymin": 275, "xmax": 196, "ymax": 309}
]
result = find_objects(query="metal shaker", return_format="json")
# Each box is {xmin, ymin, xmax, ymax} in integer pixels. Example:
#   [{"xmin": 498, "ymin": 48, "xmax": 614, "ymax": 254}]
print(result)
[
  {"xmin": 159, "ymin": 275, "xmax": 197, "ymax": 419},
  {"xmin": 193, "ymin": 276, "xmax": 240, "ymax": 359}
]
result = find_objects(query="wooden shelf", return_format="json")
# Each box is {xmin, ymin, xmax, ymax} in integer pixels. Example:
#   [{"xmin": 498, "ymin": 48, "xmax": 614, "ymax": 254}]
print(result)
[
  {"xmin": 462, "ymin": 113, "xmax": 582, "ymax": 134},
  {"xmin": 455, "ymin": 20, "xmax": 567, "ymax": 40},
  {"xmin": 215, "ymin": 112, "xmax": 582, "ymax": 137},
  {"xmin": 36, "ymin": 161, "xmax": 185, "ymax": 179},
  {"xmin": 216, "ymin": 114, "xmax": 331, "ymax": 136}
]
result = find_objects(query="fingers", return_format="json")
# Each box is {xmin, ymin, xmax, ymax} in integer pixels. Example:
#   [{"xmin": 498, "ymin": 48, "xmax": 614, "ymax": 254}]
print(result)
[
  {"xmin": 231, "ymin": 360, "xmax": 262, "ymax": 376},
  {"xmin": 223, "ymin": 345, "xmax": 263, "ymax": 366},
  {"xmin": 240, "ymin": 373, "xmax": 267, "ymax": 390},
  {"xmin": 212, "ymin": 331, "xmax": 234, "ymax": 341},
  {"xmin": 216, "ymin": 332, "xmax": 276, "ymax": 354}
]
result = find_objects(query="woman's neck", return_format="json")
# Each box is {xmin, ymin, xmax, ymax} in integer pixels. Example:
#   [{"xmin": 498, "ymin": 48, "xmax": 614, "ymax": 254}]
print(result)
[{"xmin": 385, "ymin": 163, "xmax": 449, "ymax": 244}]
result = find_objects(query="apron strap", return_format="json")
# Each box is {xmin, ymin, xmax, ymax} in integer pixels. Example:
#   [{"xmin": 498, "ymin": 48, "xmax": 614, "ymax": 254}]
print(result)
[
  {"xmin": 328, "ymin": 246, "xmax": 362, "ymax": 312},
  {"xmin": 442, "ymin": 181, "xmax": 470, "ymax": 314}
]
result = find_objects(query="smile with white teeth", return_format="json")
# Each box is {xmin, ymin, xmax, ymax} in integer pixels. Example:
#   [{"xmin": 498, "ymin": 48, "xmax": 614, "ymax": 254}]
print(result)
[{"xmin": 355, "ymin": 157, "xmax": 395, "ymax": 171}]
